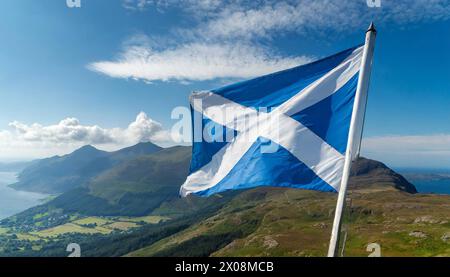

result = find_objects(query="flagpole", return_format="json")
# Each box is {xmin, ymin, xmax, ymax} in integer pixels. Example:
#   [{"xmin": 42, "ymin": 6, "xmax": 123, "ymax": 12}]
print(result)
[{"xmin": 327, "ymin": 22, "xmax": 377, "ymax": 257}]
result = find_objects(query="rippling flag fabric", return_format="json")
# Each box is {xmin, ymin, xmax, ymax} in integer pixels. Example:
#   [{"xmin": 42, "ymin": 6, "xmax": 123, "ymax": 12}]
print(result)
[{"xmin": 180, "ymin": 45, "xmax": 364, "ymax": 197}]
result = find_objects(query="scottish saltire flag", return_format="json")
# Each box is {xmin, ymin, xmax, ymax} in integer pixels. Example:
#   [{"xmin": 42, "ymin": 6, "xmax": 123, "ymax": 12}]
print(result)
[{"xmin": 180, "ymin": 45, "xmax": 364, "ymax": 197}]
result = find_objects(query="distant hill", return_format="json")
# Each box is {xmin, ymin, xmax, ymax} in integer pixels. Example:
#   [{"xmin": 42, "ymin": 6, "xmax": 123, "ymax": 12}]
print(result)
[
  {"xmin": 54, "ymin": 145, "xmax": 237, "ymax": 216},
  {"xmin": 349, "ymin": 157, "xmax": 417, "ymax": 193},
  {"xmin": 10, "ymin": 145, "xmax": 417, "ymax": 220},
  {"xmin": 49, "ymin": 146, "xmax": 195, "ymax": 215},
  {"xmin": 10, "ymin": 142, "xmax": 162, "ymax": 194},
  {"xmin": 9, "ymin": 145, "xmax": 233, "ymax": 217}
]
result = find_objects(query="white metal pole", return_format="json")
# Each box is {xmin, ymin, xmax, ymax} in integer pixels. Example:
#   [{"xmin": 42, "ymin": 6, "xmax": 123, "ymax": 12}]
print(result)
[{"xmin": 327, "ymin": 22, "xmax": 377, "ymax": 257}]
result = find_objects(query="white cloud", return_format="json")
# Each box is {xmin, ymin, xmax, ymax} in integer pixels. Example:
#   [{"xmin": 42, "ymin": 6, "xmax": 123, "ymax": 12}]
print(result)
[
  {"xmin": 99, "ymin": 0, "xmax": 450, "ymax": 83},
  {"xmin": 195, "ymin": 1, "xmax": 450, "ymax": 40},
  {"xmin": 362, "ymin": 134, "xmax": 450, "ymax": 168},
  {"xmin": 0, "ymin": 112, "xmax": 175, "ymax": 161},
  {"xmin": 88, "ymin": 42, "xmax": 311, "ymax": 82},
  {"xmin": 122, "ymin": 0, "xmax": 223, "ymax": 13},
  {"xmin": 123, "ymin": 0, "xmax": 450, "ymax": 39},
  {"xmin": 9, "ymin": 117, "xmax": 115, "ymax": 144},
  {"xmin": 197, "ymin": 1, "xmax": 351, "ymax": 40},
  {"xmin": 122, "ymin": 0, "xmax": 152, "ymax": 11}
]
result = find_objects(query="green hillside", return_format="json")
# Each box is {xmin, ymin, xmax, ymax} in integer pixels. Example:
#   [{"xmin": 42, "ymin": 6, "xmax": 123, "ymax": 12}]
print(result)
[
  {"xmin": 3, "ymin": 145, "xmax": 230, "ymax": 226},
  {"xmin": 47, "ymin": 146, "xmax": 194, "ymax": 216},
  {"xmin": 88, "ymin": 146, "xmax": 190, "ymax": 203},
  {"xmin": 127, "ymin": 187, "xmax": 450, "ymax": 257},
  {"xmin": 120, "ymin": 157, "xmax": 447, "ymax": 257}
]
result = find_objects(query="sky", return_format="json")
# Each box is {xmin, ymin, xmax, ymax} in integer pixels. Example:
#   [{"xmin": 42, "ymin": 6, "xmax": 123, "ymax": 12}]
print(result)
[{"xmin": 0, "ymin": 0, "xmax": 449, "ymax": 169}]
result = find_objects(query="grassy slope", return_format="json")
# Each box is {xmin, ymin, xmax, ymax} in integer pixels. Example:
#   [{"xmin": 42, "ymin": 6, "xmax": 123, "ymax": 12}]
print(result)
[
  {"xmin": 127, "ymin": 186, "xmax": 450, "ymax": 257},
  {"xmin": 88, "ymin": 146, "xmax": 190, "ymax": 202}
]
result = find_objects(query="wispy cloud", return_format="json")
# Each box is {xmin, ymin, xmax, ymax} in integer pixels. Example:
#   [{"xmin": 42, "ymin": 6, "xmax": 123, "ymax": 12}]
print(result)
[
  {"xmin": 123, "ymin": 0, "xmax": 450, "ymax": 39},
  {"xmin": 193, "ymin": 0, "xmax": 450, "ymax": 40},
  {"xmin": 88, "ymin": 42, "xmax": 311, "ymax": 82},
  {"xmin": 94, "ymin": 0, "xmax": 450, "ymax": 83},
  {"xmin": 362, "ymin": 134, "xmax": 450, "ymax": 168},
  {"xmin": 195, "ymin": 1, "xmax": 357, "ymax": 41},
  {"xmin": 122, "ymin": 0, "xmax": 152, "ymax": 11},
  {"xmin": 122, "ymin": 0, "xmax": 223, "ymax": 13},
  {"xmin": 0, "ymin": 112, "xmax": 175, "ymax": 160}
]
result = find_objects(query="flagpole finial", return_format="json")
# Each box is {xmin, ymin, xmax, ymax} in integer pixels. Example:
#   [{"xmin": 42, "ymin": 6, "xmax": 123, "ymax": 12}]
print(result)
[{"xmin": 367, "ymin": 22, "xmax": 377, "ymax": 34}]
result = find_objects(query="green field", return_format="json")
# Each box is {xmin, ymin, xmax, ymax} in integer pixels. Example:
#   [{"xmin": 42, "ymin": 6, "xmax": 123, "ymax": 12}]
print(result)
[
  {"xmin": 118, "ymin": 215, "xmax": 170, "ymax": 224},
  {"xmin": 31, "ymin": 223, "xmax": 112, "ymax": 238},
  {"xmin": 3, "ymin": 213, "xmax": 171, "ymax": 247},
  {"xmin": 105, "ymin": 221, "xmax": 139, "ymax": 231},
  {"xmin": 72, "ymin": 217, "xmax": 114, "ymax": 226},
  {"xmin": 17, "ymin": 233, "xmax": 42, "ymax": 241}
]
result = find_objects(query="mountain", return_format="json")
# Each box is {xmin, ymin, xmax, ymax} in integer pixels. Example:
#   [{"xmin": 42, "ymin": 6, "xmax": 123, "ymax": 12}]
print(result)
[
  {"xmin": 48, "ymin": 146, "xmax": 194, "ymax": 215},
  {"xmin": 112, "ymin": 141, "xmax": 162, "ymax": 159},
  {"xmin": 349, "ymin": 157, "xmax": 418, "ymax": 193},
  {"xmin": 10, "ymin": 145, "xmax": 108, "ymax": 193},
  {"xmin": 45, "ymin": 145, "xmax": 236, "ymax": 217},
  {"xmin": 10, "ymin": 142, "xmax": 162, "ymax": 194},
  {"xmin": 8, "ymin": 145, "xmax": 226, "ymax": 218},
  {"xmin": 21, "ymin": 147, "xmax": 419, "ymax": 218},
  {"xmin": 12, "ymin": 145, "xmax": 419, "ymax": 217}
]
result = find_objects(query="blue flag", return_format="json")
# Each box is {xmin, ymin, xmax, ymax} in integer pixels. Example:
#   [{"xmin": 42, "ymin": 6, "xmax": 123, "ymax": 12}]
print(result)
[{"xmin": 180, "ymin": 45, "xmax": 364, "ymax": 197}]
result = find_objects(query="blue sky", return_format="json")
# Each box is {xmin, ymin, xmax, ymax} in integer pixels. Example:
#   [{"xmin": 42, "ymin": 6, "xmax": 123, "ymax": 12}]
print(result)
[{"xmin": 0, "ymin": 0, "xmax": 449, "ymax": 168}]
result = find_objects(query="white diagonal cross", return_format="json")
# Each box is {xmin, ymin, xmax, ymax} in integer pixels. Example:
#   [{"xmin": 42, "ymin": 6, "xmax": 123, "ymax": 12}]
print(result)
[{"xmin": 181, "ymin": 46, "xmax": 363, "ymax": 196}]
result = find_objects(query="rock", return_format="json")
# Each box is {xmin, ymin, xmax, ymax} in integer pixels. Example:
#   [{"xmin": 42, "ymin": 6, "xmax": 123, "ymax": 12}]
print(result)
[
  {"xmin": 409, "ymin": 231, "xmax": 427, "ymax": 238},
  {"xmin": 441, "ymin": 232, "xmax": 450, "ymax": 243},
  {"xmin": 414, "ymin": 215, "xmax": 440, "ymax": 224},
  {"xmin": 263, "ymin": 236, "xmax": 279, "ymax": 249},
  {"xmin": 395, "ymin": 217, "xmax": 409, "ymax": 223},
  {"xmin": 313, "ymin": 222, "xmax": 328, "ymax": 229}
]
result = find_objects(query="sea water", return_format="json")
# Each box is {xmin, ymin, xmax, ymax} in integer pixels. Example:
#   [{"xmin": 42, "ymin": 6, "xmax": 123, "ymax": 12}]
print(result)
[{"xmin": 0, "ymin": 172, "xmax": 49, "ymax": 220}]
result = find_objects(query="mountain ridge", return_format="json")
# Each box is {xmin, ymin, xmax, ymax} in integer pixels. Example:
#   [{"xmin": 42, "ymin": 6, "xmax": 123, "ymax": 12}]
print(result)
[
  {"xmin": 6, "ymin": 145, "xmax": 418, "ymax": 221},
  {"xmin": 349, "ymin": 157, "xmax": 417, "ymax": 193},
  {"xmin": 10, "ymin": 142, "xmax": 163, "ymax": 194}
]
